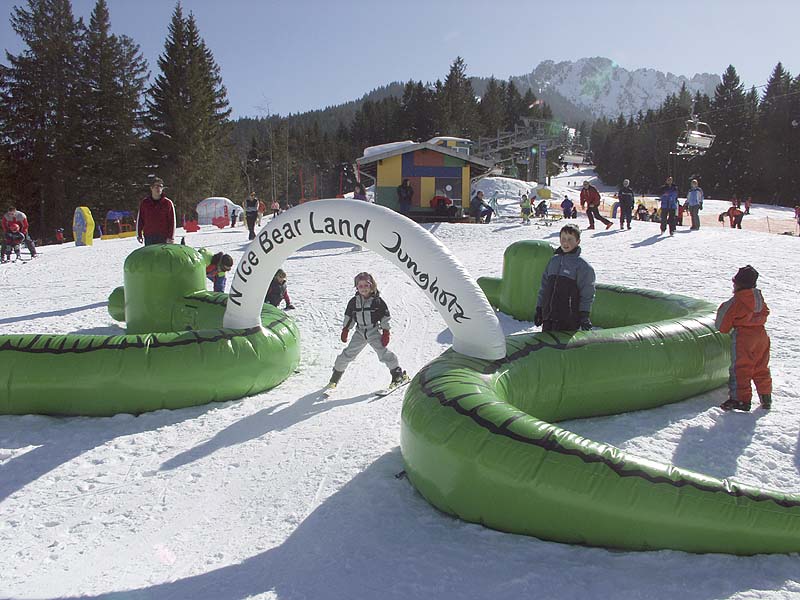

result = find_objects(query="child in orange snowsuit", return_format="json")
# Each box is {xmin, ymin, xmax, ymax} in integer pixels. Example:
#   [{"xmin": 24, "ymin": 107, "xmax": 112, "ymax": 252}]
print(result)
[{"xmin": 717, "ymin": 265, "xmax": 772, "ymax": 411}]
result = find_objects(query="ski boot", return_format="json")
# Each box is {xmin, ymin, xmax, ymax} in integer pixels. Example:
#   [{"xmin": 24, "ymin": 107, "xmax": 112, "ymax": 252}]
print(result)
[
  {"xmin": 720, "ymin": 398, "xmax": 751, "ymax": 411},
  {"xmin": 389, "ymin": 367, "xmax": 409, "ymax": 387},
  {"xmin": 759, "ymin": 394, "xmax": 772, "ymax": 410},
  {"xmin": 325, "ymin": 369, "xmax": 343, "ymax": 391}
]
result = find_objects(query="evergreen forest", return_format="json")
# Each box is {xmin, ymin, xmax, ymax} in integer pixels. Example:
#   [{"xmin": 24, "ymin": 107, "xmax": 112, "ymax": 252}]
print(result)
[{"xmin": 1, "ymin": 0, "xmax": 798, "ymax": 241}]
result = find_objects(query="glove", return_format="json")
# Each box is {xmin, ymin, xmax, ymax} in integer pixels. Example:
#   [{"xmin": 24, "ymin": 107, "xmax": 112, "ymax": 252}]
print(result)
[
  {"xmin": 534, "ymin": 306, "xmax": 543, "ymax": 326},
  {"xmin": 381, "ymin": 330, "xmax": 390, "ymax": 347},
  {"xmin": 137, "ymin": 235, "xmax": 143, "ymax": 244},
  {"xmin": 579, "ymin": 312, "xmax": 593, "ymax": 331},
  {"xmin": 699, "ymin": 202, "xmax": 703, "ymax": 210},
  {"xmin": 340, "ymin": 328, "xmax": 349, "ymax": 343},
  {"xmin": 284, "ymin": 303, "xmax": 295, "ymax": 310}
]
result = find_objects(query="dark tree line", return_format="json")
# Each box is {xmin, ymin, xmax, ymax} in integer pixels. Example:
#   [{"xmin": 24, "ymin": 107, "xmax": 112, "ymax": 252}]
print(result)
[
  {"xmin": 1, "ymin": 8, "xmax": 554, "ymax": 240},
  {"xmin": 592, "ymin": 64, "xmax": 800, "ymax": 205},
  {"xmin": 233, "ymin": 57, "xmax": 554, "ymax": 202},
  {"xmin": 0, "ymin": 0, "xmax": 235, "ymax": 238}
]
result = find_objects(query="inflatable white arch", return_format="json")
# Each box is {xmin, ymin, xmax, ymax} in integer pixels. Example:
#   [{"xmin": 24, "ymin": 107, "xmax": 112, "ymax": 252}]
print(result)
[{"xmin": 223, "ymin": 199, "xmax": 506, "ymax": 360}]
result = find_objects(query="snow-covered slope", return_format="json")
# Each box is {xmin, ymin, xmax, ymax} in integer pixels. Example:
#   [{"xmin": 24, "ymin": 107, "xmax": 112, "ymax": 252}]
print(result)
[{"xmin": 1, "ymin": 168, "xmax": 799, "ymax": 599}]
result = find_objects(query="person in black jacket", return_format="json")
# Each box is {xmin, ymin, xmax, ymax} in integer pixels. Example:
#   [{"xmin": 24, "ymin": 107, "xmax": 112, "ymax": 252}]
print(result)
[
  {"xmin": 244, "ymin": 192, "xmax": 259, "ymax": 240},
  {"xmin": 618, "ymin": 179, "xmax": 635, "ymax": 230},
  {"xmin": 396, "ymin": 179, "xmax": 414, "ymax": 216},
  {"xmin": 534, "ymin": 224, "xmax": 597, "ymax": 332},
  {"xmin": 264, "ymin": 269, "xmax": 295, "ymax": 310},
  {"xmin": 326, "ymin": 272, "xmax": 407, "ymax": 390}
]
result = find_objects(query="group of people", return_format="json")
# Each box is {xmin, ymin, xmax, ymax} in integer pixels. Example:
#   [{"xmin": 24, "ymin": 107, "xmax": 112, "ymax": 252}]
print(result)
[
  {"xmin": 140, "ymin": 175, "xmax": 774, "ymax": 408},
  {"xmin": 610, "ymin": 176, "xmax": 706, "ymax": 233},
  {"xmin": 534, "ymin": 221, "xmax": 772, "ymax": 412},
  {"xmin": 1, "ymin": 206, "xmax": 39, "ymax": 263}
]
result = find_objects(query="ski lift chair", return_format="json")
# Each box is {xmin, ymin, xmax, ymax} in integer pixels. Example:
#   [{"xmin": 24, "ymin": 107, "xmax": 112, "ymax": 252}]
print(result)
[{"xmin": 673, "ymin": 117, "xmax": 716, "ymax": 157}]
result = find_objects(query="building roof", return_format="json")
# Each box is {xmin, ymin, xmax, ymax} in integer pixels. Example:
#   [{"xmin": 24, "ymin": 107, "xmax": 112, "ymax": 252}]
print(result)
[{"xmin": 356, "ymin": 142, "xmax": 494, "ymax": 180}]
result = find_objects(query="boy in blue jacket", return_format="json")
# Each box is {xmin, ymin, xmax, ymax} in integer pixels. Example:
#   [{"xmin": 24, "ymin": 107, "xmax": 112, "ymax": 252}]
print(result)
[
  {"xmin": 659, "ymin": 175, "xmax": 679, "ymax": 236},
  {"xmin": 534, "ymin": 224, "xmax": 596, "ymax": 332}
]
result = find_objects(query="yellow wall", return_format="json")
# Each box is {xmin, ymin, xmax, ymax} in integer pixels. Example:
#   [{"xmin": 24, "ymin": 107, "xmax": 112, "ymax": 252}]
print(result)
[
  {"xmin": 421, "ymin": 177, "xmax": 435, "ymax": 207},
  {"xmin": 461, "ymin": 166, "xmax": 470, "ymax": 204},
  {"xmin": 378, "ymin": 155, "xmax": 402, "ymax": 187}
]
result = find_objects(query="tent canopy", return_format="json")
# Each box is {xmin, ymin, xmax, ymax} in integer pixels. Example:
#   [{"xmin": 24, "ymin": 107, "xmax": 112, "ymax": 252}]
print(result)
[{"xmin": 196, "ymin": 197, "xmax": 239, "ymax": 225}]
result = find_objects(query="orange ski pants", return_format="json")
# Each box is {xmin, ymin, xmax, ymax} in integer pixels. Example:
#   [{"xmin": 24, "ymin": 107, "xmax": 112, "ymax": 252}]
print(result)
[{"xmin": 729, "ymin": 327, "xmax": 772, "ymax": 403}]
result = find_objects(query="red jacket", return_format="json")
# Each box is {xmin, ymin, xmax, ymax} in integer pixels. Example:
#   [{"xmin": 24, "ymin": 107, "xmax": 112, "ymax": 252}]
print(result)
[
  {"xmin": 580, "ymin": 185, "xmax": 601, "ymax": 208},
  {"xmin": 137, "ymin": 195, "xmax": 175, "ymax": 240},
  {"xmin": 2, "ymin": 210, "xmax": 29, "ymax": 234}
]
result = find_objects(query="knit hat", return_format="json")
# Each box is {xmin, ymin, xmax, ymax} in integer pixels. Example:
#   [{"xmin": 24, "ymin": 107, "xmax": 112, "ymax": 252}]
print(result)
[{"xmin": 733, "ymin": 265, "xmax": 758, "ymax": 289}]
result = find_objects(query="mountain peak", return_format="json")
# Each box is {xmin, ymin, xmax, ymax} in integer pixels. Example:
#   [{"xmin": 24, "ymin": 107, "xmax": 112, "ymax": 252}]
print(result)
[{"xmin": 512, "ymin": 57, "xmax": 720, "ymax": 119}]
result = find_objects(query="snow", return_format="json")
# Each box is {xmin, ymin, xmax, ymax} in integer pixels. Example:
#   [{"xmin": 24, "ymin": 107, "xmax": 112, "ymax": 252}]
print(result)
[
  {"xmin": 362, "ymin": 141, "xmax": 415, "ymax": 157},
  {"xmin": 1, "ymin": 167, "xmax": 799, "ymax": 599}
]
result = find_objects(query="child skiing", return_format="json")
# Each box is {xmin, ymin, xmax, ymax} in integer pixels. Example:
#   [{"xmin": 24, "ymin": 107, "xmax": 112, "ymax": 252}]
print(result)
[
  {"xmin": 717, "ymin": 265, "xmax": 772, "ymax": 411},
  {"xmin": 534, "ymin": 224, "xmax": 596, "ymax": 332},
  {"xmin": 1, "ymin": 222, "xmax": 25, "ymax": 263},
  {"xmin": 206, "ymin": 252, "xmax": 233, "ymax": 292},
  {"xmin": 265, "ymin": 269, "xmax": 295, "ymax": 310},
  {"xmin": 520, "ymin": 194, "xmax": 532, "ymax": 225},
  {"xmin": 326, "ymin": 272, "xmax": 407, "ymax": 391},
  {"xmin": 561, "ymin": 195, "xmax": 574, "ymax": 219}
]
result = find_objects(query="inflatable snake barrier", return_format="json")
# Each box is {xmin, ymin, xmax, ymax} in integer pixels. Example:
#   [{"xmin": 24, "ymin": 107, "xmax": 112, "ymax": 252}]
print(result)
[
  {"xmin": 400, "ymin": 240, "xmax": 800, "ymax": 555},
  {"xmin": 0, "ymin": 244, "xmax": 300, "ymax": 416}
]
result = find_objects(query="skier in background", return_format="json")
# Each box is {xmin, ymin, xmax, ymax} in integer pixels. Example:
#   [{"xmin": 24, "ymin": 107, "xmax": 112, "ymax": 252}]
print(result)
[
  {"xmin": 618, "ymin": 179, "xmax": 635, "ymax": 230},
  {"xmin": 1, "ymin": 222, "xmax": 25, "ymax": 263},
  {"xmin": 2, "ymin": 206, "xmax": 39, "ymax": 257}
]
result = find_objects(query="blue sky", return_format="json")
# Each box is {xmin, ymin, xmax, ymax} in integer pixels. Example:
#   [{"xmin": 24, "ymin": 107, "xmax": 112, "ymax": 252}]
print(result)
[{"xmin": 2, "ymin": 0, "xmax": 799, "ymax": 118}]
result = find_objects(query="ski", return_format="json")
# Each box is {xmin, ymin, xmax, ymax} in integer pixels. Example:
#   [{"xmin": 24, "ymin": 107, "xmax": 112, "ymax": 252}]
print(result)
[
  {"xmin": 318, "ymin": 384, "xmax": 338, "ymax": 399},
  {"xmin": 372, "ymin": 376, "xmax": 411, "ymax": 398}
]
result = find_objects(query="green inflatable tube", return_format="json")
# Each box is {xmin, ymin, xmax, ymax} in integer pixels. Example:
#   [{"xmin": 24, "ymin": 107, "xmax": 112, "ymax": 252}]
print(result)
[
  {"xmin": 0, "ymin": 245, "xmax": 299, "ymax": 416},
  {"xmin": 401, "ymin": 240, "xmax": 800, "ymax": 555}
]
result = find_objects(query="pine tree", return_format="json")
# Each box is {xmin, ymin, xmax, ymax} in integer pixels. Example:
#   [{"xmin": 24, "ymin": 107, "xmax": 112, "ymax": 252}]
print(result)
[
  {"xmin": 756, "ymin": 63, "xmax": 793, "ymax": 202},
  {"xmin": 0, "ymin": 0, "xmax": 84, "ymax": 235},
  {"xmin": 788, "ymin": 75, "xmax": 800, "ymax": 201},
  {"xmin": 705, "ymin": 65, "xmax": 749, "ymax": 198},
  {"xmin": 76, "ymin": 0, "xmax": 148, "ymax": 216},
  {"xmin": 144, "ymin": 3, "xmax": 232, "ymax": 216},
  {"xmin": 399, "ymin": 80, "xmax": 435, "ymax": 141},
  {"xmin": 438, "ymin": 57, "xmax": 480, "ymax": 137},
  {"xmin": 477, "ymin": 76, "xmax": 505, "ymax": 137},
  {"xmin": 503, "ymin": 80, "xmax": 525, "ymax": 131}
]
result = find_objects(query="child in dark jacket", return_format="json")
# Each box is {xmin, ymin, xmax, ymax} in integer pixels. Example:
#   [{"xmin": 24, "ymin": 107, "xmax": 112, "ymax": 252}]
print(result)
[
  {"xmin": 534, "ymin": 224, "xmax": 596, "ymax": 332},
  {"xmin": 717, "ymin": 265, "xmax": 772, "ymax": 411},
  {"xmin": 326, "ymin": 272, "xmax": 407, "ymax": 390},
  {"xmin": 265, "ymin": 269, "xmax": 295, "ymax": 310},
  {"xmin": 206, "ymin": 252, "xmax": 233, "ymax": 292},
  {"xmin": 1, "ymin": 223, "xmax": 25, "ymax": 263},
  {"xmin": 561, "ymin": 196, "xmax": 574, "ymax": 219}
]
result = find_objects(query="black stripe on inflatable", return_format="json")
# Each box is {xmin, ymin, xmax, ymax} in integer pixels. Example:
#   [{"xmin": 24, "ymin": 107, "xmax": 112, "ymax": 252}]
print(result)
[
  {"xmin": 0, "ymin": 326, "xmax": 265, "ymax": 355},
  {"xmin": 480, "ymin": 319, "xmax": 717, "ymax": 375},
  {"xmin": 415, "ymin": 359, "xmax": 800, "ymax": 509},
  {"xmin": 0, "ymin": 292, "xmax": 296, "ymax": 356}
]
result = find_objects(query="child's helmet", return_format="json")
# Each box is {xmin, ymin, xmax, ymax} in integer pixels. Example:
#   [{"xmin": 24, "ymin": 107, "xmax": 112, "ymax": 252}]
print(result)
[
  {"xmin": 354, "ymin": 272, "xmax": 377, "ymax": 293},
  {"xmin": 9, "ymin": 222, "xmax": 20, "ymax": 232}
]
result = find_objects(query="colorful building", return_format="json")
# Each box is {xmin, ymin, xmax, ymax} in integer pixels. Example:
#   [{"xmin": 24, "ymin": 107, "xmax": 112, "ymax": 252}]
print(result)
[{"xmin": 356, "ymin": 142, "xmax": 493, "ymax": 214}]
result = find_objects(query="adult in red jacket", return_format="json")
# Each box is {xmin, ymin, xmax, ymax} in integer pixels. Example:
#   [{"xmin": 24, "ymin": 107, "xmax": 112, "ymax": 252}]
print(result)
[
  {"xmin": 136, "ymin": 178, "xmax": 175, "ymax": 245},
  {"xmin": 2, "ymin": 206, "xmax": 38, "ymax": 257},
  {"xmin": 579, "ymin": 181, "xmax": 612, "ymax": 230}
]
